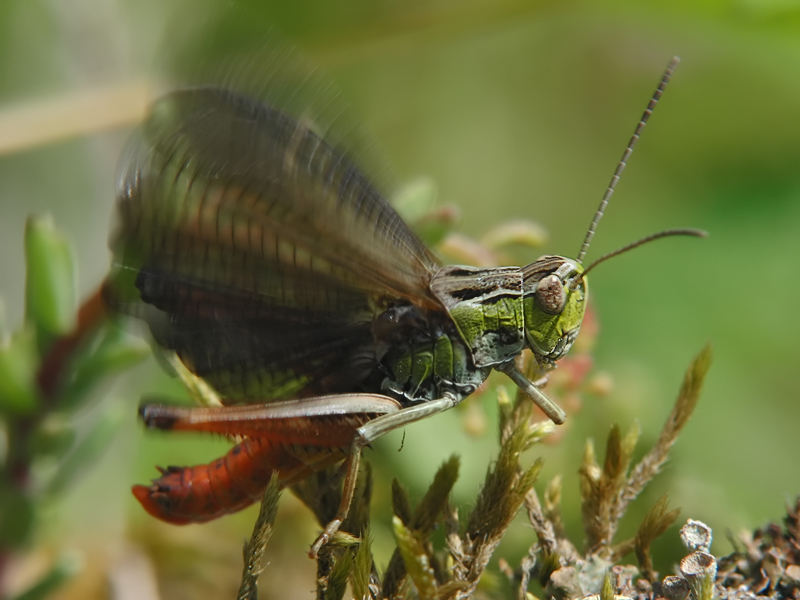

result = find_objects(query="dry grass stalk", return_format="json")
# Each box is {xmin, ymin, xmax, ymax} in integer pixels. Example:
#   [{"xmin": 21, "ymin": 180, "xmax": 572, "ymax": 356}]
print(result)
[
  {"xmin": 508, "ymin": 346, "xmax": 712, "ymax": 598},
  {"xmin": 543, "ymin": 475, "xmax": 566, "ymax": 541},
  {"xmin": 0, "ymin": 80, "xmax": 149, "ymax": 156},
  {"xmin": 237, "ymin": 475, "xmax": 281, "ymax": 600},
  {"xmin": 580, "ymin": 423, "xmax": 640, "ymax": 555},
  {"xmin": 524, "ymin": 486, "xmax": 559, "ymax": 557},
  {"xmin": 448, "ymin": 423, "xmax": 543, "ymax": 598},
  {"xmin": 630, "ymin": 495, "xmax": 681, "ymax": 580},
  {"xmin": 381, "ymin": 457, "xmax": 460, "ymax": 599},
  {"xmin": 613, "ymin": 344, "xmax": 712, "ymax": 524},
  {"xmin": 232, "ymin": 346, "xmax": 712, "ymax": 599}
]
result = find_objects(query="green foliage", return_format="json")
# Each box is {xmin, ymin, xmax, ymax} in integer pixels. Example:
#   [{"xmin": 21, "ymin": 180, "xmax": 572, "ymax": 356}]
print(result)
[
  {"xmin": 0, "ymin": 217, "xmax": 148, "ymax": 597},
  {"xmin": 0, "ymin": 325, "xmax": 39, "ymax": 415},
  {"xmin": 24, "ymin": 215, "xmax": 75, "ymax": 338}
]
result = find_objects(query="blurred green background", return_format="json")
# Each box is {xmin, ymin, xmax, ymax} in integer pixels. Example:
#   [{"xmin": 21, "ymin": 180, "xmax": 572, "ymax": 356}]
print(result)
[{"xmin": 2, "ymin": 0, "xmax": 800, "ymax": 598}]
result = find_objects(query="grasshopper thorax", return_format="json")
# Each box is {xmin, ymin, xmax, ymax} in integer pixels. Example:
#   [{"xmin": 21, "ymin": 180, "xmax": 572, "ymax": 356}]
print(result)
[{"xmin": 521, "ymin": 256, "xmax": 587, "ymax": 363}]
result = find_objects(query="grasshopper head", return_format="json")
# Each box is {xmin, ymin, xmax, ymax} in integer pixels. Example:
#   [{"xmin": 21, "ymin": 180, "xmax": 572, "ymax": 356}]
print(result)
[{"xmin": 521, "ymin": 256, "xmax": 587, "ymax": 362}]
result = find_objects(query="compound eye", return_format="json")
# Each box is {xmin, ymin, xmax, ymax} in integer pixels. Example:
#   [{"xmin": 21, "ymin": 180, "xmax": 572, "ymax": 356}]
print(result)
[{"xmin": 534, "ymin": 274, "xmax": 566, "ymax": 315}]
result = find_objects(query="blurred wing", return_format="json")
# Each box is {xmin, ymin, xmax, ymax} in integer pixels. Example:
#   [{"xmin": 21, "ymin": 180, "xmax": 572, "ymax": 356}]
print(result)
[{"xmin": 106, "ymin": 87, "xmax": 440, "ymax": 401}]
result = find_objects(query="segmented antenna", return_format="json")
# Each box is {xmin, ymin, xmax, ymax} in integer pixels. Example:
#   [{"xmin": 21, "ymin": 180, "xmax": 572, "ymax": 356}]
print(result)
[
  {"xmin": 577, "ymin": 227, "xmax": 706, "ymax": 282},
  {"xmin": 575, "ymin": 56, "xmax": 680, "ymax": 264}
]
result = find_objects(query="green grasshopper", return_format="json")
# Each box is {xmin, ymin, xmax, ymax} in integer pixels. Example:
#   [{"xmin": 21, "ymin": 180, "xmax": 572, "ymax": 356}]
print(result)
[{"xmin": 104, "ymin": 54, "xmax": 702, "ymax": 557}]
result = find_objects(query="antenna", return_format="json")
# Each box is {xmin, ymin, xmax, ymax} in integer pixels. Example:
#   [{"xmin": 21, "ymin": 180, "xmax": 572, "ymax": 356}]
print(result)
[
  {"xmin": 575, "ymin": 56, "xmax": 680, "ymax": 264},
  {"xmin": 574, "ymin": 228, "xmax": 706, "ymax": 285}
]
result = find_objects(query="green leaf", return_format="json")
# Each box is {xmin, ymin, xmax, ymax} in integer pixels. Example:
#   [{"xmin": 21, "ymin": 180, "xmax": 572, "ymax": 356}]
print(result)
[
  {"xmin": 392, "ymin": 176, "xmax": 437, "ymax": 223},
  {"xmin": 0, "ymin": 482, "xmax": 36, "ymax": 549},
  {"xmin": 480, "ymin": 220, "xmax": 548, "ymax": 250},
  {"xmin": 27, "ymin": 415, "xmax": 76, "ymax": 458},
  {"xmin": 24, "ymin": 215, "xmax": 76, "ymax": 337},
  {"xmin": 44, "ymin": 406, "xmax": 124, "ymax": 497},
  {"xmin": 0, "ymin": 326, "xmax": 41, "ymax": 416},
  {"xmin": 393, "ymin": 176, "xmax": 459, "ymax": 247},
  {"xmin": 58, "ymin": 324, "xmax": 149, "ymax": 412},
  {"xmin": 414, "ymin": 208, "xmax": 459, "ymax": 248}
]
